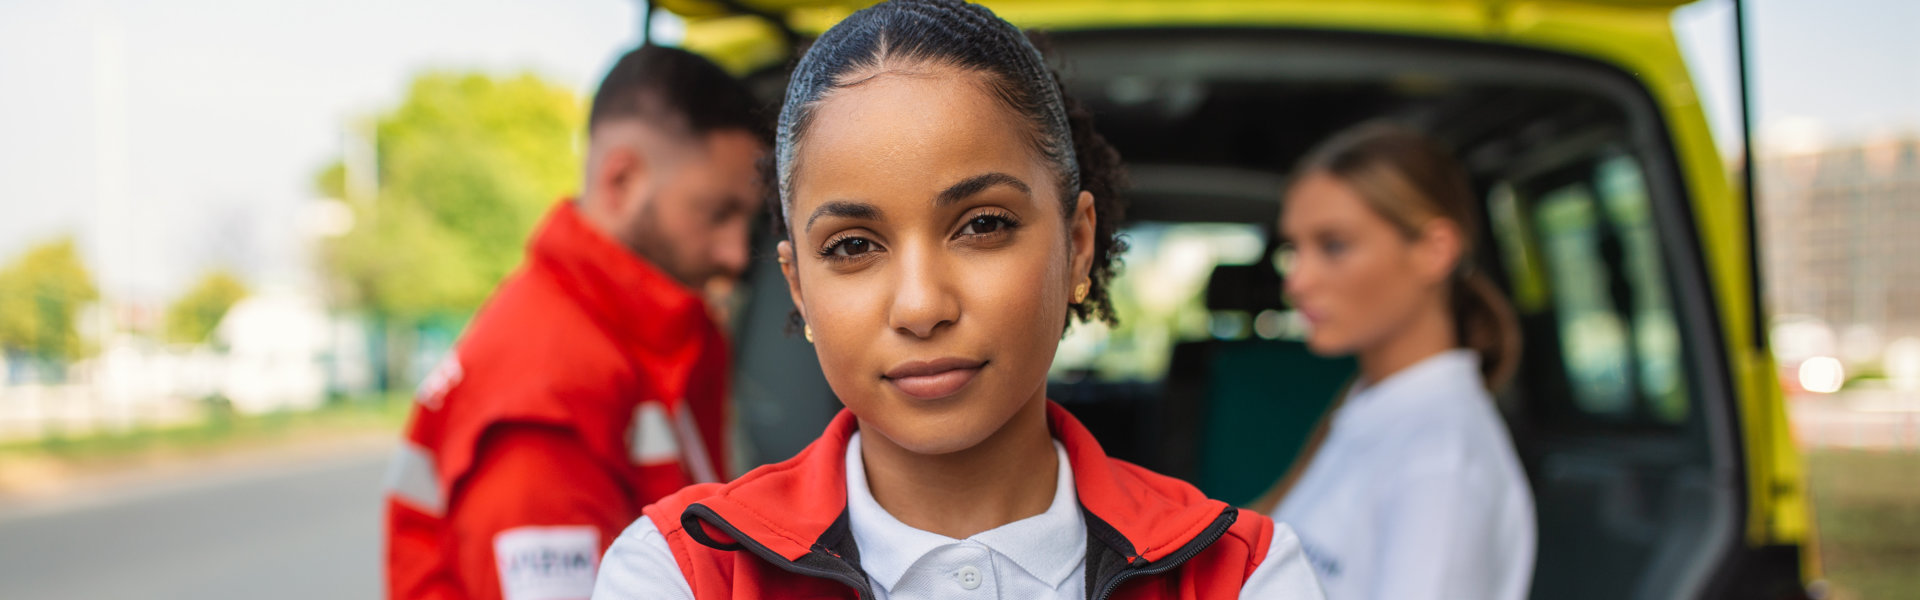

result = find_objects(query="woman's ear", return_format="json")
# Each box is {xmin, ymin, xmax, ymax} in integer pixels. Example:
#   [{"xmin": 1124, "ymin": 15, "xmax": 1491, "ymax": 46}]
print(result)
[
  {"xmin": 1069, "ymin": 190, "xmax": 1097, "ymax": 288},
  {"xmin": 1414, "ymin": 218, "xmax": 1465, "ymax": 284},
  {"xmin": 777, "ymin": 240, "xmax": 806, "ymax": 319}
]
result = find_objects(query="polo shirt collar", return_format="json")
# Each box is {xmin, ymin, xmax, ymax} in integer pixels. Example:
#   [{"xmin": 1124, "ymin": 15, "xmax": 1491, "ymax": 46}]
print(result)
[
  {"xmin": 1343, "ymin": 348, "xmax": 1482, "ymax": 422},
  {"xmin": 844, "ymin": 431, "xmax": 1085, "ymax": 594}
]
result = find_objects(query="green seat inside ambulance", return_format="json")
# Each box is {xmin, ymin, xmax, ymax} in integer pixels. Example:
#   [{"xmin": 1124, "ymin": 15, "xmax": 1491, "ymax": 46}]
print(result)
[{"xmin": 1166, "ymin": 262, "xmax": 1355, "ymax": 506}]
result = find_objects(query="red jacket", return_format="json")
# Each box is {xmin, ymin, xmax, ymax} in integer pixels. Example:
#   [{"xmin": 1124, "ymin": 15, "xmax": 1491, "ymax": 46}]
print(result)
[
  {"xmin": 385, "ymin": 202, "xmax": 731, "ymax": 600},
  {"xmin": 640, "ymin": 402, "xmax": 1275, "ymax": 599}
]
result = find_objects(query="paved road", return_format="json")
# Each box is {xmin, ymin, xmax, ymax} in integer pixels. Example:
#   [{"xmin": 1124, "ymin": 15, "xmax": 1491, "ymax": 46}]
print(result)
[
  {"xmin": 0, "ymin": 446, "xmax": 390, "ymax": 600},
  {"xmin": 0, "ymin": 387, "xmax": 1901, "ymax": 600}
]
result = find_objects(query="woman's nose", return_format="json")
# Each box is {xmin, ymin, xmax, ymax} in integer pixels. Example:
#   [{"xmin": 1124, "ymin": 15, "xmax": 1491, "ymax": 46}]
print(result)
[
  {"xmin": 1283, "ymin": 255, "xmax": 1317, "ymax": 298},
  {"xmin": 887, "ymin": 247, "xmax": 960, "ymax": 339}
]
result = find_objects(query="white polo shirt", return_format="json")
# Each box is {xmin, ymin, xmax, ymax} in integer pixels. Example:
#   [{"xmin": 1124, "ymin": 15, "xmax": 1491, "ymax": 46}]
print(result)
[
  {"xmin": 1271, "ymin": 349, "xmax": 1536, "ymax": 600},
  {"xmin": 594, "ymin": 432, "xmax": 1326, "ymax": 599}
]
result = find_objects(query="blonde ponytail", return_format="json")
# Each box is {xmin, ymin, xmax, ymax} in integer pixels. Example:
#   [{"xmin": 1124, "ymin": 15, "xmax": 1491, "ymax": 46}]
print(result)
[{"xmin": 1456, "ymin": 271, "xmax": 1522, "ymax": 391}]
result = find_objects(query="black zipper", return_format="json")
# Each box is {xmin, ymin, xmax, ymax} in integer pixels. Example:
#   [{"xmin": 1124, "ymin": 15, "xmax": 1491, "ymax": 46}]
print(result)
[
  {"xmin": 1090, "ymin": 506, "xmax": 1240, "ymax": 600},
  {"xmin": 681, "ymin": 503, "xmax": 878, "ymax": 599}
]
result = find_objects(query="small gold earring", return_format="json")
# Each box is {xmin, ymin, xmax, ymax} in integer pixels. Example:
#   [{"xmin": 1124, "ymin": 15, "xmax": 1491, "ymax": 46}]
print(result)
[
  {"xmin": 804, "ymin": 324, "xmax": 814, "ymax": 343},
  {"xmin": 1072, "ymin": 282, "xmax": 1089, "ymax": 304}
]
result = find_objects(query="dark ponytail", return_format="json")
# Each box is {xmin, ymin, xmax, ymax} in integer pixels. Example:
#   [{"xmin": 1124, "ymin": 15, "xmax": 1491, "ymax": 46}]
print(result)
[
  {"xmin": 772, "ymin": 0, "xmax": 1129, "ymax": 327},
  {"xmin": 1295, "ymin": 122, "xmax": 1520, "ymax": 390}
]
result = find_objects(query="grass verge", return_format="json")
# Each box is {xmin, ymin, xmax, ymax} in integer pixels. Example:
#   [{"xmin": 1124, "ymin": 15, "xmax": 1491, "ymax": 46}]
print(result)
[
  {"xmin": 0, "ymin": 394, "xmax": 411, "ymax": 494},
  {"xmin": 1805, "ymin": 449, "xmax": 1920, "ymax": 600}
]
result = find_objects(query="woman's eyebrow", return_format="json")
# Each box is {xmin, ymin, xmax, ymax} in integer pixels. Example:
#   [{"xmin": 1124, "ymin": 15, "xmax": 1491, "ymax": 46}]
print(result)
[
  {"xmin": 936, "ymin": 172, "xmax": 1031, "ymax": 207},
  {"xmin": 806, "ymin": 200, "xmax": 882, "ymax": 233}
]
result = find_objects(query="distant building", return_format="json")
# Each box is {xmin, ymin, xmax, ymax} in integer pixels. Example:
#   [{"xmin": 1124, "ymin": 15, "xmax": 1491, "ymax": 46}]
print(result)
[
  {"xmin": 1760, "ymin": 135, "xmax": 1920, "ymax": 363},
  {"xmin": 217, "ymin": 290, "xmax": 330, "ymax": 414}
]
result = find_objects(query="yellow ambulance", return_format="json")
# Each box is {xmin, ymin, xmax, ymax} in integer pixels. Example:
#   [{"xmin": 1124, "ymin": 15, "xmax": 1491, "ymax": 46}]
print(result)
[{"xmin": 686, "ymin": 2, "xmax": 1817, "ymax": 597}]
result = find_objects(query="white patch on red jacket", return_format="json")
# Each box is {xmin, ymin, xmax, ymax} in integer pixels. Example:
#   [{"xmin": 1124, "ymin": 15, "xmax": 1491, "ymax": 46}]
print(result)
[
  {"xmin": 493, "ymin": 525, "xmax": 600, "ymax": 600},
  {"xmin": 627, "ymin": 401, "xmax": 679, "ymax": 466},
  {"xmin": 627, "ymin": 399, "xmax": 717, "ymax": 484}
]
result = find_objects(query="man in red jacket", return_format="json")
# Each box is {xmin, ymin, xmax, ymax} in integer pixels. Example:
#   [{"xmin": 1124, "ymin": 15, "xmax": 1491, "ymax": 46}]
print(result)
[{"xmin": 383, "ymin": 45, "xmax": 767, "ymax": 600}]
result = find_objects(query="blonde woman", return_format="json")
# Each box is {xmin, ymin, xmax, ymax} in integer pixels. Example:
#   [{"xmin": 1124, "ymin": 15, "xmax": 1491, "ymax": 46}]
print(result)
[{"xmin": 1262, "ymin": 123, "xmax": 1535, "ymax": 599}]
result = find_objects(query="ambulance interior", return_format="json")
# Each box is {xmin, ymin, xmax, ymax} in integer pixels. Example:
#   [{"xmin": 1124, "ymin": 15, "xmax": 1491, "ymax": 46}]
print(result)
[{"xmin": 729, "ymin": 29, "xmax": 1749, "ymax": 599}]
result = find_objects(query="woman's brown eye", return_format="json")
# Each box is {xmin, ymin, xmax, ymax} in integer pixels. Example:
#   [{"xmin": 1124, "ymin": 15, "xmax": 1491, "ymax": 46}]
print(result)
[
  {"xmin": 961, "ymin": 215, "xmax": 1006, "ymax": 235},
  {"xmin": 832, "ymin": 238, "xmax": 873, "ymax": 257}
]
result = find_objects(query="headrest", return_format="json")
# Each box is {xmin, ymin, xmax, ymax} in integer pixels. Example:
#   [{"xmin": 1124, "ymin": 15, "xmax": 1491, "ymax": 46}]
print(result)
[{"xmin": 1204, "ymin": 263, "xmax": 1287, "ymax": 313}]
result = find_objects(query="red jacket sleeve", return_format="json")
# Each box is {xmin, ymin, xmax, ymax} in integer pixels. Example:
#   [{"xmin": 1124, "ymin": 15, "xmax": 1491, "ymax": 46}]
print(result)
[{"xmin": 449, "ymin": 425, "xmax": 635, "ymax": 600}]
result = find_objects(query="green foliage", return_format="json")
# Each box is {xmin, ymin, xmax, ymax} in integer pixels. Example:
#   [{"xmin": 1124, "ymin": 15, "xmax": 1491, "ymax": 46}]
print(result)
[
  {"xmin": 318, "ymin": 71, "xmax": 585, "ymax": 321},
  {"xmin": 164, "ymin": 270, "xmax": 249, "ymax": 345},
  {"xmin": 0, "ymin": 237, "xmax": 100, "ymax": 360}
]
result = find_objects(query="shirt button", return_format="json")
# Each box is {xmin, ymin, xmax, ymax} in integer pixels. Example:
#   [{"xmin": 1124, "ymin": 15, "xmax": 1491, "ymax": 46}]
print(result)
[{"xmin": 953, "ymin": 565, "xmax": 982, "ymax": 590}]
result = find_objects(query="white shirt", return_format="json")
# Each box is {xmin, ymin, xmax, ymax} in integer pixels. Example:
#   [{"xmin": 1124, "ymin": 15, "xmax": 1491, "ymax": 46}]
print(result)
[
  {"xmin": 1272, "ymin": 349, "xmax": 1536, "ymax": 600},
  {"xmin": 594, "ymin": 432, "xmax": 1326, "ymax": 599}
]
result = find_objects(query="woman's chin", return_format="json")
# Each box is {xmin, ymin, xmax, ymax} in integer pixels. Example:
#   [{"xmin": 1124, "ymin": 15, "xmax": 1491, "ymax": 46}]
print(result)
[
  {"xmin": 848, "ymin": 376, "xmax": 1044, "ymax": 457},
  {"xmin": 1305, "ymin": 333, "xmax": 1356, "ymax": 358},
  {"xmin": 856, "ymin": 401, "xmax": 1010, "ymax": 456},
  {"xmin": 867, "ymin": 422, "xmax": 994, "ymax": 456}
]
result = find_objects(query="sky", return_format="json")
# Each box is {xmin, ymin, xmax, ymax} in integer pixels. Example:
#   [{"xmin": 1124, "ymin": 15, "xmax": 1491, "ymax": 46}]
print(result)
[
  {"xmin": 1675, "ymin": 0, "xmax": 1920, "ymax": 154},
  {"xmin": 0, "ymin": 0, "xmax": 1914, "ymax": 306},
  {"xmin": 0, "ymin": 0, "xmax": 650, "ymax": 303}
]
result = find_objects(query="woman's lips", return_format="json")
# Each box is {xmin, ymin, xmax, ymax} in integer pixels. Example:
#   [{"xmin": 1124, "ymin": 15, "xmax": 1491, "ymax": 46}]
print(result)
[{"xmin": 882, "ymin": 357, "xmax": 987, "ymax": 400}]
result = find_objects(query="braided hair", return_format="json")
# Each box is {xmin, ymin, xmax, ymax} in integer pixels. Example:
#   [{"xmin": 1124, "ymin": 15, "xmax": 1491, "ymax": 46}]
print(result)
[{"xmin": 771, "ymin": 0, "xmax": 1129, "ymax": 326}]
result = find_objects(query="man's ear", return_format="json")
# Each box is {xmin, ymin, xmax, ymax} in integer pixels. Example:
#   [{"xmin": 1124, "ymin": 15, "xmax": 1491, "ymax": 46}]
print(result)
[
  {"xmin": 590, "ymin": 143, "xmax": 647, "ymax": 217},
  {"xmin": 777, "ymin": 240, "xmax": 806, "ymax": 320},
  {"xmin": 1068, "ymin": 190, "xmax": 1097, "ymax": 289}
]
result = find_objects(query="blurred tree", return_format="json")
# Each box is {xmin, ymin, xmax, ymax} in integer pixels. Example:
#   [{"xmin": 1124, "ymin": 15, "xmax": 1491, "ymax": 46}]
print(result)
[
  {"xmin": 165, "ymin": 269, "xmax": 249, "ymax": 345},
  {"xmin": 314, "ymin": 71, "xmax": 584, "ymax": 389},
  {"xmin": 0, "ymin": 237, "xmax": 100, "ymax": 362}
]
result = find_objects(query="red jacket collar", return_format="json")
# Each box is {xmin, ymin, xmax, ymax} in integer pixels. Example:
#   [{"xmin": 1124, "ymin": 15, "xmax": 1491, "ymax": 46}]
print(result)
[
  {"xmin": 683, "ymin": 401, "xmax": 1232, "ymax": 564},
  {"xmin": 527, "ymin": 201, "xmax": 714, "ymax": 356}
]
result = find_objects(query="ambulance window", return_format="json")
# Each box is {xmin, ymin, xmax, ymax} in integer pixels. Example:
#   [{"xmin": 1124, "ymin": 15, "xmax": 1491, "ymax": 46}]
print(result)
[
  {"xmin": 1518, "ymin": 154, "xmax": 1690, "ymax": 426},
  {"xmin": 1050, "ymin": 221, "xmax": 1268, "ymax": 381},
  {"xmin": 1595, "ymin": 155, "xmax": 1687, "ymax": 423}
]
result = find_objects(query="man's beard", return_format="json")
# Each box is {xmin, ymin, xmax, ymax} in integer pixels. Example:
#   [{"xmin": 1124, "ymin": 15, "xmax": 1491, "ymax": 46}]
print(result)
[{"xmin": 627, "ymin": 197, "xmax": 708, "ymax": 291}]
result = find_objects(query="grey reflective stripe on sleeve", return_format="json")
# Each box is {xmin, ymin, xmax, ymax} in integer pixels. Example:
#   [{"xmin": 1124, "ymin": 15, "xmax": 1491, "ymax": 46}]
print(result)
[
  {"xmin": 385, "ymin": 442, "xmax": 446, "ymax": 516},
  {"xmin": 673, "ymin": 405, "xmax": 718, "ymax": 484}
]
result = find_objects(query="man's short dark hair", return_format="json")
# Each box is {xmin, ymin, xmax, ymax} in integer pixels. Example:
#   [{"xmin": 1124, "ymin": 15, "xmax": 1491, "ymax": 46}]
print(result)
[{"xmin": 590, "ymin": 45, "xmax": 766, "ymax": 140}]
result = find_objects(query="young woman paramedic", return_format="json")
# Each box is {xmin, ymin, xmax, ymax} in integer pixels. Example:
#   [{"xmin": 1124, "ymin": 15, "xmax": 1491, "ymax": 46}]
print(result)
[{"xmin": 590, "ymin": 1, "xmax": 1325, "ymax": 598}]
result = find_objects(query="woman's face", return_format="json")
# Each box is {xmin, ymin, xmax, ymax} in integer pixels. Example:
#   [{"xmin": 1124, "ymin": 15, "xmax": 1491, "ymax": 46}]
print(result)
[
  {"xmin": 777, "ymin": 65, "xmax": 1096, "ymax": 456},
  {"xmin": 1279, "ymin": 171, "xmax": 1457, "ymax": 356}
]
